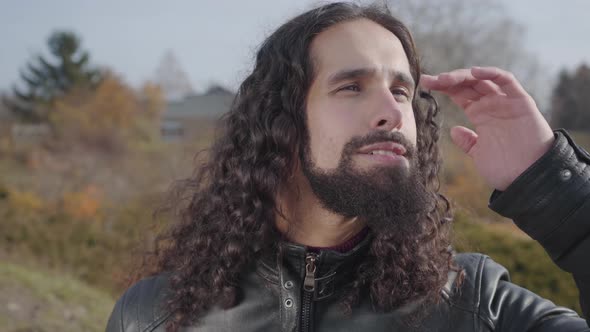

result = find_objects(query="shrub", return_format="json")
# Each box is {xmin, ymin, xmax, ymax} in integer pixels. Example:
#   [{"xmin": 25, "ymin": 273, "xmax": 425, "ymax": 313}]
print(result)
[{"xmin": 453, "ymin": 210, "xmax": 582, "ymax": 314}]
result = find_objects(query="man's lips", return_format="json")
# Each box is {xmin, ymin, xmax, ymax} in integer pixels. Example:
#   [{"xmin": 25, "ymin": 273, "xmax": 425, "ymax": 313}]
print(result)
[{"xmin": 357, "ymin": 142, "xmax": 407, "ymax": 156}]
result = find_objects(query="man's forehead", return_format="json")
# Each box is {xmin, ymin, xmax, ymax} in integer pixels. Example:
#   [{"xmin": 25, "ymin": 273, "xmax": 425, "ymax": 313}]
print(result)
[{"xmin": 309, "ymin": 19, "xmax": 412, "ymax": 81}]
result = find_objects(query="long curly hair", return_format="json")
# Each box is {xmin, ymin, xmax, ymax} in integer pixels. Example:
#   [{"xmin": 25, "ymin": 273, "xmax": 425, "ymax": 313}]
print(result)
[{"xmin": 141, "ymin": 2, "xmax": 462, "ymax": 331}]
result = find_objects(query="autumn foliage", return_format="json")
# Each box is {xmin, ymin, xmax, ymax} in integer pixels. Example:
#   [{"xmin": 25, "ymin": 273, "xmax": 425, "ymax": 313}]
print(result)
[{"xmin": 49, "ymin": 73, "xmax": 164, "ymax": 152}]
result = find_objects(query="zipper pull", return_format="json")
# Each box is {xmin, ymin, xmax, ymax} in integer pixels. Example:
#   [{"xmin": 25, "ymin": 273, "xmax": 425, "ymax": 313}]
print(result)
[{"xmin": 304, "ymin": 253, "xmax": 317, "ymax": 293}]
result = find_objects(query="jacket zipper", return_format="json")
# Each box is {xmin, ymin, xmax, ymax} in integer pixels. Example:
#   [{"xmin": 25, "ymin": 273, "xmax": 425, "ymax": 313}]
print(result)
[{"xmin": 300, "ymin": 253, "xmax": 317, "ymax": 332}]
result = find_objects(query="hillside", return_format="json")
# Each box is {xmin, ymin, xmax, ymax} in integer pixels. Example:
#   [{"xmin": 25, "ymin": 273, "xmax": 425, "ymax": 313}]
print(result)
[{"xmin": 0, "ymin": 262, "xmax": 115, "ymax": 332}]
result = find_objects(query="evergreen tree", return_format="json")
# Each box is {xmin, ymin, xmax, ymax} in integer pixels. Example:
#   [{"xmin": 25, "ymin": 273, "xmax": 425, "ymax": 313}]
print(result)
[
  {"xmin": 550, "ymin": 64, "xmax": 590, "ymax": 131},
  {"xmin": 3, "ymin": 31, "xmax": 102, "ymax": 123}
]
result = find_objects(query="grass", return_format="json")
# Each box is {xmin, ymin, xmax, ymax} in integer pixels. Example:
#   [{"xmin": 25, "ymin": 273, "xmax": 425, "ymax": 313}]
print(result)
[{"xmin": 0, "ymin": 261, "xmax": 115, "ymax": 332}]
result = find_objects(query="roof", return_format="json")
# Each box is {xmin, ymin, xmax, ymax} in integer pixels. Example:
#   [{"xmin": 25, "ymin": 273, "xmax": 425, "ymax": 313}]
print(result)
[{"xmin": 164, "ymin": 89, "xmax": 235, "ymax": 119}]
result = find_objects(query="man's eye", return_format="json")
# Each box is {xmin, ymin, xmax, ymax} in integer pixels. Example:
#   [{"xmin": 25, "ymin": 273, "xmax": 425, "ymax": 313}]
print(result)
[
  {"xmin": 338, "ymin": 84, "xmax": 361, "ymax": 92},
  {"xmin": 391, "ymin": 87, "xmax": 410, "ymax": 98}
]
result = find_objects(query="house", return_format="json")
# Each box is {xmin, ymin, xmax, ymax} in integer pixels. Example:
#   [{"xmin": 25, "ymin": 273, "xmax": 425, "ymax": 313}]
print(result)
[{"xmin": 161, "ymin": 86, "xmax": 234, "ymax": 142}]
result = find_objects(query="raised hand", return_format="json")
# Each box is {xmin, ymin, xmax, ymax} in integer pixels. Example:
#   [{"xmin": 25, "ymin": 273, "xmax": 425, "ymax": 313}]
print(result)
[{"xmin": 420, "ymin": 67, "xmax": 554, "ymax": 191}]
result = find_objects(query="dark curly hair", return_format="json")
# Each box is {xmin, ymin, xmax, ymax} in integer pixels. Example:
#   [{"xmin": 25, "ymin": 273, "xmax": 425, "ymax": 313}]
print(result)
[{"xmin": 140, "ymin": 2, "xmax": 462, "ymax": 331}]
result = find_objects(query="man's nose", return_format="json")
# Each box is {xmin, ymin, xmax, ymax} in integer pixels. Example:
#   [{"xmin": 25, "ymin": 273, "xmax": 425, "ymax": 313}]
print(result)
[{"xmin": 369, "ymin": 90, "xmax": 404, "ymax": 132}]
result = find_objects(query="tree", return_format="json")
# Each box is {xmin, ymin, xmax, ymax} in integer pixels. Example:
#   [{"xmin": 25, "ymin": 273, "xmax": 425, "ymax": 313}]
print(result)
[
  {"xmin": 387, "ymin": 0, "xmax": 547, "ymax": 125},
  {"xmin": 550, "ymin": 64, "xmax": 590, "ymax": 131},
  {"xmin": 139, "ymin": 82, "xmax": 165, "ymax": 121},
  {"xmin": 50, "ymin": 73, "xmax": 164, "ymax": 153},
  {"xmin": 3, "ymin": 31, "xmax": 102, "ymax": 123},
  {"xmin": 154, "ymin": 50, "xmax": 194, "ymax": 101}
]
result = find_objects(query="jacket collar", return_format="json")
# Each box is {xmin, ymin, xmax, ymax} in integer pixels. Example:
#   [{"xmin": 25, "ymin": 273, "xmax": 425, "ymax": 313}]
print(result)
[
  {"xmin": 256, "ymin": 233, "xmax": 373, "ymax": 301},
  {"xmin": 256, "ymin": 234, "xmax": 459, "ymax": 303}
]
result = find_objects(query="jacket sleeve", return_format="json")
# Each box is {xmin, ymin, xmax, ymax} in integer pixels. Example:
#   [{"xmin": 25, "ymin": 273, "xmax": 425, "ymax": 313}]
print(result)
[
  {"xmin": 105, "ymin": 275, "xmax": 171, "ymax": 332},
  {"xmin": 488, "ymin": 129, "xmax": 590, "ymax": 328}
]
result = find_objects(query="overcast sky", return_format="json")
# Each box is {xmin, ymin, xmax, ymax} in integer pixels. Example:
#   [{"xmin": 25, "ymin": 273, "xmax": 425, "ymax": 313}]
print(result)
[{"xmin": 1, "ymin": 0, "xmax": 589, "ymax": 93}]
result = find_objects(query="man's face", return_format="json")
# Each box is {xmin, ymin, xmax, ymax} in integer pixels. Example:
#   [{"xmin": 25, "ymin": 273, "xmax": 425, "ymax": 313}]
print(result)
[
  {"xmin": 301, "ymin": 18, "xmax": 427, "ymax": 220},
  {"xmin": 305, "ymin": 18, "xmax": 417, "ymax": 176}
]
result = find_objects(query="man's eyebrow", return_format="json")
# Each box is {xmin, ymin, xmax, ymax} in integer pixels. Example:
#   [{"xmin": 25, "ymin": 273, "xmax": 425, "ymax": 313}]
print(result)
[
  {"xmin": 391, "ymin": 71, "xmax": 415, "ymax": 88},
  {"xmin": 326, "ymin": 67, "xmax": 415, "ymax": 87}
]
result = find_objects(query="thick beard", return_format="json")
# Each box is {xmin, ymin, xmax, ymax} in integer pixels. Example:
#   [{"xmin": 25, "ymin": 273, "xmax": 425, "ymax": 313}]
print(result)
[
  {"xmin": 301, "ymin": 131, "xmax": 451, "ymax": 322},
  {"xmin": 301, "ymin": 131, "xmax": 432, "ymax": 228}
]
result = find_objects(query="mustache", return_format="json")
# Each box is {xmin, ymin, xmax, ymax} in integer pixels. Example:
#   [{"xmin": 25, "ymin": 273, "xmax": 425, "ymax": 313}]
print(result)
[{"xmin": 342, "ymin": 131, "xmax": 416, "ymax": 159}]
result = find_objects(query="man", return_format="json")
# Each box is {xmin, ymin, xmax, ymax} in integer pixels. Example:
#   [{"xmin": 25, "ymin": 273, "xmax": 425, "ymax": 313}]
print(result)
[{"xmin": 107, "ymin": 2, "xmax": 590, "ymax": 331}]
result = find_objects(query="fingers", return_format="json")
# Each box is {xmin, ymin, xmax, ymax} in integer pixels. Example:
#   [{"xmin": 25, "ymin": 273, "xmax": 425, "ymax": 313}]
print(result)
[
  {"xmin": 471, "ymin": 66, "xmax": 528, "ymax": 98},
  {"xmin": 472, "ymin": 80, "xmax": 504, "ymax": 96},
  {"xmin": 446, "ymin": 80, "xmax": 504, "ymax": 101},
  {"xmin": 420, "ymin": 69, "xmax": 473, "ymax": 91},
  {"xmin": 420, "ymin": 67, "xmax": 525, "ymax": 98},
  {"xmin": 450, "ymin": 126, "xmax": 478, "ymax": 155},
  {"xmin": 449, "ymin": 95, "xmax": 473, "ymax": 110},
  {"xmin": 419, "ymin": 74, "xmax": 438, "ymax": 89},
  {"xmin": 422, "ymin": 73, "xmax": 504, "ymax": 110}
]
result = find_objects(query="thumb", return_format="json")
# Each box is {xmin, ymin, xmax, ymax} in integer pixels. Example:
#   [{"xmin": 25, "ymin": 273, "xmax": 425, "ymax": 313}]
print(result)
[{"xmin": 450, "ymin": 126, "xmax": 478, "ymax": 155}]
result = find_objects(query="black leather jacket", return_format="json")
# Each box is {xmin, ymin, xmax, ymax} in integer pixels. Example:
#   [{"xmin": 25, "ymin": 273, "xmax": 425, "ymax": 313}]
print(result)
[{"xmin": 106, "ymin": 130, "xmax": 590, "ymax": 331}]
